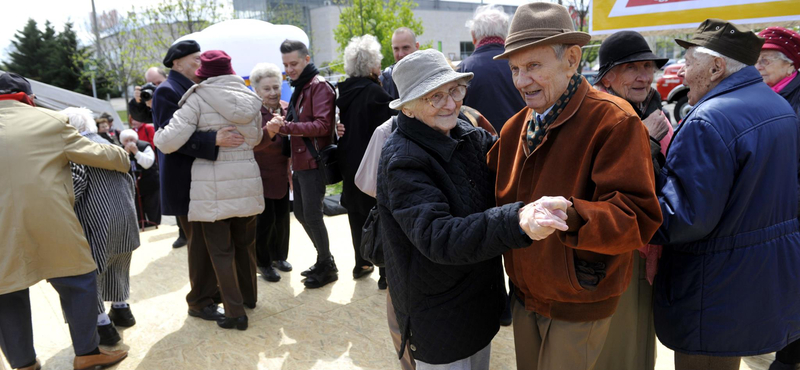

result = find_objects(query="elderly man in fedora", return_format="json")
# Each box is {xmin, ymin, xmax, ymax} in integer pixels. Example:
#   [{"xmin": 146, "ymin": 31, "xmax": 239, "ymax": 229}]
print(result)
[
  {"xmin": 486, "ymin": 3, "xmax": 662, "ymax": 369},
  {"xmin": 649, "ymin": 19, "xmax": 800, "ymax": 370}
]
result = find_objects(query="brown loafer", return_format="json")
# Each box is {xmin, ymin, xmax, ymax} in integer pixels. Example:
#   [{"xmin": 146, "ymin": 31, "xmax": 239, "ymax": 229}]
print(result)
[
  {"xmin": 18, "ymin": 358, "xmax": 41, "ymax": 370},
  {"xmin": 73, "ymin": 348, "xmax": 128, "ymax": 370}
]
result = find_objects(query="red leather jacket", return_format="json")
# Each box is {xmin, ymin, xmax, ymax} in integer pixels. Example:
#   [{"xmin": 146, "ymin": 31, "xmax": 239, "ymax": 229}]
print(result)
[{"xmin": 279, "ymin": 74, "xmax": 336, "ymax": 171}]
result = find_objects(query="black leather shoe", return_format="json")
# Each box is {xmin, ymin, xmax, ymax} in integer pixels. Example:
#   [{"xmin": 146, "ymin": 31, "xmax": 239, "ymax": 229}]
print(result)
[
  {"xmin": 273, "ymin": 260, "xmax": 293, "ymax": 272},
  {"xmin": 97, "ymin": 323, "xmax": 121, "ymax": 346},
  {"xmin": 304, "ymin": 258, "xmax": 338, "ymax": 289},
  {"xmin": 172, "ymin": 236, "xmax": 187, "ymax": 248},
  {"xmin": 769, "ymin": 360, "xmax": 800, "ymax": 370},
  {"xmin": 108, "ymin": 306, "xmax": 136, "ymax": 327},
  {"xmin": 217, "ymin": 315, "xmax": 248, "ymax": 330},
  {"xmin": 377, "ymin": 276, "xmax": 387, "ymax": 290},
  {"xmin": 259, "ymin": 266, "xmax": 281, "ymax": 282},
  {"xmin": 188, "ymin": 304, "xmax": 225, "ymax": 321},
  {"xmin": 353, "ymin": 265, "xmax": 374, "ymax": 279},
  {"xmin": 300, "ymin": 264, "xmax": 317, "ymax": 277}
]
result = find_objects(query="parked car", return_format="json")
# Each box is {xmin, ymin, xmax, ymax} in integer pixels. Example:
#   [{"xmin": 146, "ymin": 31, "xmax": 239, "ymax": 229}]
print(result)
[{"xmin": 656, "ymin": 62, "xmax": 692, "ymax": 122}]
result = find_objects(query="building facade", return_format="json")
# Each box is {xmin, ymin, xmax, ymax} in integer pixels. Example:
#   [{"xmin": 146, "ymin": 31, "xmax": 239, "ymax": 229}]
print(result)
[{"xmin": 233, "ymin": 0, "xmax": 518, "ymax": 67}]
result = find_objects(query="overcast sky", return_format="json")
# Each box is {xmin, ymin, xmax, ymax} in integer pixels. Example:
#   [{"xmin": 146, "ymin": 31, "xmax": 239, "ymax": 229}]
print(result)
[{"xmin": 1, "ymin": 0, "xmax": 535, "ymax": 61}]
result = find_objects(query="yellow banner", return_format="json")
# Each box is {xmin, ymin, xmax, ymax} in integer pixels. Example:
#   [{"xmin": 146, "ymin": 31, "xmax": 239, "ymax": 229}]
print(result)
[{"xmin": 590, "ymin": 0, "xmax": 800, "ymax": 35}]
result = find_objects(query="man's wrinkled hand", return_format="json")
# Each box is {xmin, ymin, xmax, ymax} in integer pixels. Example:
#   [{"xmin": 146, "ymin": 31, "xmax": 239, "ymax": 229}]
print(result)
[
  {"xmin": 216, "ymin": 126, "xmax": 245, "ymax": 147},
  {"xmin": 134, "ymin": 86, "xmax": 142, "ymax": 103}
]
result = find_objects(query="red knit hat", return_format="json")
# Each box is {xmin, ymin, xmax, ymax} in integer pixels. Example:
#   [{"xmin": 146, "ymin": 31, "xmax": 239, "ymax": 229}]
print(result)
[
  {"xmin": 195, "ymin": 50, "xmax": 236, "ymax": 79},
  {"xmin": 759, "ymin": 27, "xmax": 800, "ymax": 69}
]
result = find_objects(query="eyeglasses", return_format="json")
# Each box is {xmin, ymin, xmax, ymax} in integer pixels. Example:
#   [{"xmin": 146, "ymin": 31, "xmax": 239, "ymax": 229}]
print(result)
[
  {"xmin": 756, "ymin": 56, "xmax": 786, "ymax": 67},
  {"xmin": 423, "ymin": 85, "xmax": 467, "ymax": 109}
]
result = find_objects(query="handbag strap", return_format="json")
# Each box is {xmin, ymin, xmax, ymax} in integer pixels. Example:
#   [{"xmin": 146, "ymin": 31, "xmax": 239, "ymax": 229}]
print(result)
[{"xmin": 301, "ymin": 137, "xmax": 320, "ymax": 159}]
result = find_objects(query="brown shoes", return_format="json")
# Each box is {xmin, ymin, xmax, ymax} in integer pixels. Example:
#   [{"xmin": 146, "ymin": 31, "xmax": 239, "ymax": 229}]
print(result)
[
  {"xmin": 17, "ymin": 358, "xmax": 41, "ymax": 370},
  {"xmin": 73, "ymin": 348, "xmax": 128, "ymax": 370}
]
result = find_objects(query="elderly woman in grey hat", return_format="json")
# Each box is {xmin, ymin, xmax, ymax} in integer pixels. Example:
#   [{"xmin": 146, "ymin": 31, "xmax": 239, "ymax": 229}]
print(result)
[{"xmin": 375, "ymin": 48, "xmax": 566, "ymax": 369}]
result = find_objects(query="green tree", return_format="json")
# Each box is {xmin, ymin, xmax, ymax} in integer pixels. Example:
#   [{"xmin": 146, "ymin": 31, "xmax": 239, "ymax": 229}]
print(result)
[
  {"xmin": 333, "ymin": 0, "xmax": 424, "ymax": 71},
  {"xmin": 86, "ymin": 0, "xmax": 228, "ymax": 109},
  {"xmin": 3, "ymin": 19, "xmax": 45, "ymax": 80}
]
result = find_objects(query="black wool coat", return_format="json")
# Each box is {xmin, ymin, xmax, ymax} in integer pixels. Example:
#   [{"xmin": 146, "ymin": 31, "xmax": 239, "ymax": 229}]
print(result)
[
  {"xmin": 336, "ymin": 76, "xmax": 394, "ymax": 214},
  {"xmin": 779, "ymin": 72, "xmax": 800, "ymax": 117},
  {"xmin": 376, "ymin": 113, "xmax": 531, "ymax": 364}
]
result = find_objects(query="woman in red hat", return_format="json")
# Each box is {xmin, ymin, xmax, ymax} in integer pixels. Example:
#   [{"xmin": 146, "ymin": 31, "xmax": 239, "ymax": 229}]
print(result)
[
  {"xmin": 153, "ymin": 50, "xmax": 283, "ymax": 331},
  {"xmin": 757, "ymin": 27, "xmax": 800, "ymax": 116},
  {"xmin": 758, "ymin": 27, "xmax": 800, "ymax": 370}
]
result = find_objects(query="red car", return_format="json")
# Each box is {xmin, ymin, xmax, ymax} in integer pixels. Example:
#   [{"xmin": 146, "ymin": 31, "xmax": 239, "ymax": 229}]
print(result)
[{"xmin": 656, "ymin": 62, "xmax": 692, "ymax": 121}]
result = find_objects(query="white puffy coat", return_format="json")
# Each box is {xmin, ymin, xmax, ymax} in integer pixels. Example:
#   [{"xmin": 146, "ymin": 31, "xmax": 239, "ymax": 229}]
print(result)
[{"xmin": 154, "ymin": 74, "xmax": 265, "ymax": 222}]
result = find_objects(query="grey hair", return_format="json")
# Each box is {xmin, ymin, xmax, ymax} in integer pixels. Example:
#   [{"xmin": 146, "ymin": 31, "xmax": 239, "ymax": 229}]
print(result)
[
  {"xmin": 694, "ymin": 46, "xmax": 746, "ymax": 74},
  {"xmin": 120, "ymin": 129, "xmax": 138, "ymax": 142},
  {"xmin": 773, "ymin": 51, "xmax": 796, "ymax": 66},
  {"xmin": 62, "ymin": 107, "xmax": 97, "ymax": 134},
  {"xmin": 344, "ymin": 35, "xmax": 383, "ymax": 77},
  {"xmin": 467, "ymin": 5, "xmax": 510, "ymax": 41},
  {"xmin": 249, "ymin": 63, "xmax": 283, "ymax": 92},
  {"xmin": 393, "ymin": 27, "xmax": 417, "ymax": 43},
  {"xmin": 551, "ymin": 44, "xmax": 568, "ymax": 60}
]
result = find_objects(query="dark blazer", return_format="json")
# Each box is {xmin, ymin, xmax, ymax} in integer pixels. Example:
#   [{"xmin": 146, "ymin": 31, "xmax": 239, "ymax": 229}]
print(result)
[
  {"xmin": 378, "ymin": 65, "xmax": 399, "ymax": 100},
  {"xmin": 336, "ymin": 76, "xmax": 394, "ymax": 213},
  {"xmin": 376, "ymin": 114, "xmax": 531, "ymax": 364},
  {"xmin": 651, "ymin": 66, "xmax": 800, "ymax": 355},
  {"xmin": 278, "ymin": 74, "xmax": 336, "ymax": 172},
  {"xmin": 151, "ymin": 70, "xmax": 218, "ymax": 216},
  {"xmin": 779, "ymin": 72, "xmax": 800, "ymax": 117},
  {"xmin": 457, "ymin": 43, "xmax": 525, "ymax": 132}
]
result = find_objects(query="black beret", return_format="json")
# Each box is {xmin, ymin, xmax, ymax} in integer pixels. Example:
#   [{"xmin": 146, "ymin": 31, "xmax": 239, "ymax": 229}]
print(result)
[
  {"xmin": 0, "ymin": 72, "xmax": 33, "ymax": 95},
  {"xmin": 163, "ymin": 40, "xmax": 201, "ymax": 68}
]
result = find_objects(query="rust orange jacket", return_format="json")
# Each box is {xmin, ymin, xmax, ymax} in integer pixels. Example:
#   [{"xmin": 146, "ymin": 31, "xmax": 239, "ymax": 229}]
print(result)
[{"xmin": 487, "ymin": 78, "xmax": 662, "ymax": 322}]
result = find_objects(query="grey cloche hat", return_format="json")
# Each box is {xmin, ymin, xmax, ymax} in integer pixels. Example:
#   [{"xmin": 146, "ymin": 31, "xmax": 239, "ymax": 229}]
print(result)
[{"xmin": 389, "ymin": 49, "xmax": 473, "ymax": 110}]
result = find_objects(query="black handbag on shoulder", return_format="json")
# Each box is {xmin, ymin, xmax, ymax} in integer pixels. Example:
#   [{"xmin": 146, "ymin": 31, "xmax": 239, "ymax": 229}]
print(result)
[
  {"xmin": 302, "ymin": 137, "xmax": 342, "ymax": 185},
  {"xmin": 360, "ymin": 205, "xmax": 384, "ymax": 267}
]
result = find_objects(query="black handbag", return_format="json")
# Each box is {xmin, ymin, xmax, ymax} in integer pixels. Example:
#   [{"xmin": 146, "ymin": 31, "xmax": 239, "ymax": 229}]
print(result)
[
  {"xmin": 302, "ymin": 137, "xmax": 342, "ymax": 185},
  {"xmin": 360, "ymin": 205, "xmax": 384, "ymax": 267}
]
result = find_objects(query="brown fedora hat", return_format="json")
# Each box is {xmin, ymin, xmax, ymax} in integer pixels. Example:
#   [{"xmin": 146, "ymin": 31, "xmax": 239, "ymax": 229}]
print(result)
[{"xmin": 495, "ymin": 2, "xmax": 590, "ymax": 60}]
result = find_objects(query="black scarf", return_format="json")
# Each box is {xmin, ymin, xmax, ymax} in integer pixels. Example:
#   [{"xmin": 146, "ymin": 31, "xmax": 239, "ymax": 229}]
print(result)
[{"xmin": 286, "ymin": 63, "xmax": 319, "ymax": 122}]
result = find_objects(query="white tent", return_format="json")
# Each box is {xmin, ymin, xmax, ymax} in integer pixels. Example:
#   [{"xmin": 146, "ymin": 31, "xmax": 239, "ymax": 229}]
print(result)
[{"xmin": 0, "ymin": 70, "xmax": 124, "ymax": 131}]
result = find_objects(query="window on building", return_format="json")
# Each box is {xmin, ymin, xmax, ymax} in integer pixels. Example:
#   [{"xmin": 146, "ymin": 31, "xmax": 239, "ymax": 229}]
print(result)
[{"xmin": 460, "ymin": 42, "xmax": 474, "ymax": 60}]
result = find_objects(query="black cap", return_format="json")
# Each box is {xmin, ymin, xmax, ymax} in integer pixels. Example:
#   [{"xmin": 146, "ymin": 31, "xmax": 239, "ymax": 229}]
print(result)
[
  {"xmin": 675, "ymin": 19, "xmax": 764, "ymax": 66},
  {"xmin": 0, "ymin": 72, "xmax": 33, "ymax": 95},
  {"xmin": 597, "ymin": 31, "xmax": 668, "ymax": 83},
  {"xmin": 163, "ymin": 40, "xmax": 201, "ymax": 68}
]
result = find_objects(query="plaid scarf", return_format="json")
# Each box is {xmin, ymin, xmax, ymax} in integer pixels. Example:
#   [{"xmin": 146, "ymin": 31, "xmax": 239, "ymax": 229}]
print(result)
[{"xmin": 526, "ymin": 73, "xmax": 582, "ymax": 153}]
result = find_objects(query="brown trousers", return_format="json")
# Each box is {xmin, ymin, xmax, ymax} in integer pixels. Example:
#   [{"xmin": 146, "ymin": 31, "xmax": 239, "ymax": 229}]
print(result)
[
  {"xmin": 674, "ymin": 353, "xmax": 741, "ymax": 370},
  {"xmin": 177, "ymin": 216, "xmax": 219, "ymax": 311},
  {"xmin": 594, "ymin": 255, "xmax": 656, "ymax": 370},
  {"xmin": 197, "ymin": 216, "xmax": 258, "ymax": 318},
  {"xmin": 512, "ymin": 298, "xmax": 612, "ymax": 370},
  {"xmin": 387, "ymin": 288, "xmax": 415, "ymax": 370}
]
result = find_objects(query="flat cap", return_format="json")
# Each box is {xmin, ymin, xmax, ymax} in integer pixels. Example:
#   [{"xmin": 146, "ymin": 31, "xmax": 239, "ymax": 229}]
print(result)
[{"xmin": 675, "ymin": 19, "xmax": 764, "ymax": 66}]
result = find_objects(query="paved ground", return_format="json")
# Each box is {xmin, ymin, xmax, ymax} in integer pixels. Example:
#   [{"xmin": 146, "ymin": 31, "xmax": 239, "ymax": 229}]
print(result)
[{"xmin": 1, "ymin": 214, "xmax": 775, "ymax": 370}]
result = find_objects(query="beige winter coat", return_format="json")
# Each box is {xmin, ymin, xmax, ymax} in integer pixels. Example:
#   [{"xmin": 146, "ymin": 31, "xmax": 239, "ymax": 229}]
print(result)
[
  {"xmin": 0, "ymin": 101, "xmax": 130, "ymax": 295},
  {"xmin": 154, "ymin": 74, "xmax": 264, "ymax": 222}
]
